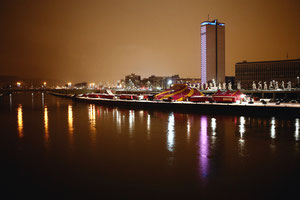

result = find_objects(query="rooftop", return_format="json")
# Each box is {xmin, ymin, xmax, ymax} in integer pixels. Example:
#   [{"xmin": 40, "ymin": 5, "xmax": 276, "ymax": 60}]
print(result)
[
  {"xmin": 236, "ymin": 59, "xmax": 300, "ymax": 65},
  {"xmin": 201, "ymin": 19, "xmax": 225, "ymax": 26}
]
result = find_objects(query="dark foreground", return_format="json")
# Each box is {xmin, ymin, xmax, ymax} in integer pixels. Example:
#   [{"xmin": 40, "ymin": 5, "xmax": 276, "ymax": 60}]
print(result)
[{"xmin": 1, "ymin": 92, "xmax": 300, "ymax": 199}]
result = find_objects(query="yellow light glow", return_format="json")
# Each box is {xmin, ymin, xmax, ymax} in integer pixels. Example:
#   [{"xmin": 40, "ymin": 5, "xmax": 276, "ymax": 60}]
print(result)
[
  {"xmin": 68, "ymin": 105, "xmax": 74, "ymax": 147},
  {"xmin": 68, "ymin": 105, "xmax": 74, "ymax": 134},
  {"xmin": 17, "ymin": 104, "xmax": 23, "ymax": 138},
  {"xmin": 89, "ymin": 104, "xmax": 96, "ymax": 133},
  {"xmin": 44, "ymin": 106, "xmax": 49, "ymax": 142},
  {"xmin": 17, "ymin": 82, "xmax": 21, "ymax": 87}
]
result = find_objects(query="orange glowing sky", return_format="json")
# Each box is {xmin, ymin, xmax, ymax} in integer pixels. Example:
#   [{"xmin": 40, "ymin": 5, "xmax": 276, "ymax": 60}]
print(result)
[{"xmin": 0, "ymin": 0, "xmax": 299, "ymax": 84}]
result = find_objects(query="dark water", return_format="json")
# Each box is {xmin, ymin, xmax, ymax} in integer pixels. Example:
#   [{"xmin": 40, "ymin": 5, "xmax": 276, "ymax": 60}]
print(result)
[{"xmin": 1, "ymin": 92, "xmax": 300, "ymax": 199}]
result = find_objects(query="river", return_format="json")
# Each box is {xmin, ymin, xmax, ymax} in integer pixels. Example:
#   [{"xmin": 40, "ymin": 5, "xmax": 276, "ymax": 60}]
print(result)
[{"xmin": 0, "ymin": 92, "xmax": 299, "ymax": 199}]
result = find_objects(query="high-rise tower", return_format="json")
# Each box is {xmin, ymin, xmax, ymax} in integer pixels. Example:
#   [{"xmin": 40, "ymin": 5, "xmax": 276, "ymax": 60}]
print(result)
[{"xmin": 201, "ymin": 19, "xmax": 225, "ymax": 83}]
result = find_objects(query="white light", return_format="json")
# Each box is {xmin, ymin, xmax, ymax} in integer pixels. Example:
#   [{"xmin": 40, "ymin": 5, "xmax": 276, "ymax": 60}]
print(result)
[
  {"xmin": 270, "ymin": 117, "xmax": 276, "ymax": 139},
  {"xmin": 168, "ymin": 80, "xmax": 172, "ymax": 85},
  {"xmin": 167, "ymin": 113, "xmax": 175, "ymax": 152},
  {"xmin": 295, "ymin": 118, "xmax": 299, "ymax": 141},
  {"xmin": 211, "ymin": 118, "xmax": 216, "ymax": 135}
]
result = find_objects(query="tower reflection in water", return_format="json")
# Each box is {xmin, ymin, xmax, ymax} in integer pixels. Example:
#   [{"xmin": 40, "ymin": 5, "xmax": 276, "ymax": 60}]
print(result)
[
  {"xmin": 17, "ymin": 104, "xmax": 23, "ymax": 138},
  {"xmin": 199, "ymin": 116, "xmax": 209, "ymax": 179}
]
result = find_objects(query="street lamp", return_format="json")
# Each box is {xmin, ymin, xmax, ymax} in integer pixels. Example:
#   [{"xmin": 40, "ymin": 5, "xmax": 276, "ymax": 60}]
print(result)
[{"xmin": 297, "ymin": 76, "xmax": 299, "ymax": 90}]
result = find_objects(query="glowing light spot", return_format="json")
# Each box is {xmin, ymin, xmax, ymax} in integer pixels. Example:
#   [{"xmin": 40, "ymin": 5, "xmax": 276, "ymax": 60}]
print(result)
[
  {"xmin": 17, "ymin": 104, "xmax": 23, "ymax": 138},
  {"xmin": 199, "ymin": 116, "xmax": 209, "ymax": 179},
  {"xmin": 44, "ymin": 106, "xmax": 49, "ymax": 144},
  {"xmin": 270, "ymin": 117, "xmax": 276, "ymax": 139},
  {"xmin": 167, "ymin": 113, "xmax": 175, "ymax": 152},
  {"xmin": 295, "ymin": 118, "xmax": 299, "ymax": 141}
]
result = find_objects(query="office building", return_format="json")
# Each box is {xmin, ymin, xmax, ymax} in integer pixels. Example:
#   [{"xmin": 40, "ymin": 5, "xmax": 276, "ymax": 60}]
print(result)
[
  {"xmin": 235, "ymin": 59, "xmax": 300, "ymax": 88},
  {"xmin": 201, "ymin": 19, "xmax": 225, "ymax": 83}
]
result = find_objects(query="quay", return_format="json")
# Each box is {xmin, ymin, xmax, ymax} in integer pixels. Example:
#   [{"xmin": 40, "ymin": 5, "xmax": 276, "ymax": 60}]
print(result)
[{"xmin": 46, "ymin": 91, "xmax": 300, "ymax": 117}]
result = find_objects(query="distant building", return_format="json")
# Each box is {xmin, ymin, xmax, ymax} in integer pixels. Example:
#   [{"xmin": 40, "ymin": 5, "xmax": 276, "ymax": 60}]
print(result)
[
  {"xmin": 125, "ymin": 73, "xmax": 141, "ymax": 88},
  {"xmin": 235, "ymin": 59, "xmax": 300, "ymax": 88},
  {"xmin": 201, "ymin": 19, "xmax": 225, "ymax": 83},
  {"xmin": 175, "ymin": 78, "xmax": 201, "ymax": 85},
  {"xmin": 142, "ymin": 75, "xmax": 180, "ymax": 90},
  {"xmin": 74, "ymin": 82, "xmax": 87, "ymax": 89}
]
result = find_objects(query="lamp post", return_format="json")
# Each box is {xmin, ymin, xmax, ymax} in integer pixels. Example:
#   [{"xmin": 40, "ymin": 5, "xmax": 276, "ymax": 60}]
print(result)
[{"xmin": 297, "ymin": 76, "xmax": 299, "ymax": 90}]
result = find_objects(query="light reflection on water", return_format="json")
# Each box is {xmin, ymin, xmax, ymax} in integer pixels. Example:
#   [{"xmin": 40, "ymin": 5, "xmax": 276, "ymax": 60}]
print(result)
[
  {"xmin": 199, "ymin": 116, "xmax": 209, "ymax": 179},
  {"xmin": 129, "ymin": 110, "xmax": 135, "ymax": 135},
  {"xmin": 44, "ymin": 106, "xmax": 49, "ymax": 145},
  {"xmin": 167, "ymin": 113, "xmax": 175, "ymax": 152},
  {"xmin": 187, "ymin": 117, "xmax": 191, "ymax": 141},
  {"xmin": 68, "ymin": 105, "xmax": 74, "ymax": 147},
  {"xmin": 4, "ymin": 93, "xmax": 300, "ymax": 196},
  {"xmin": 295, "ymin": 118, "xmax": 299, "ymax": 141},
  {"xmin": 239, "ymin": 116, "xmax": 246, "ymax": 156},
  {"xmin": 270, "ymin": 117, "xmax": 276, "ymax": 139},
  {"xmin": 116, "ymin": 109, "xmax": 121, "ymax": 133},
  {"xmin": 147, "ymin": 114, "xmax": 151, "ymax": 139},
  {"xmin": 239, "ymin": 116, "xmax": 245, "ymax": 144},
  {"xmin": 89, "ymin": 104, "xmax": 96, "ymax": 144},
  {"xmin": 17, "ymin": 104, "xmax": 23, "ymax": 138}
]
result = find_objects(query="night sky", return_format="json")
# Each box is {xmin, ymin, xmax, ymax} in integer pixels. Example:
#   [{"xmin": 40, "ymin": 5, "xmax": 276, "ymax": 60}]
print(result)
[{"xmin": 0, "ymin": 0, "xmax": 299, "ymax": 84}]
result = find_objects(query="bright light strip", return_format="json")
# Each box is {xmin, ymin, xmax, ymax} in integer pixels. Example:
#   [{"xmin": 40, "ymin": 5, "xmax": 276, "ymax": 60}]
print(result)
[
  {"xmin": 17, "ymin": 105, "xmax": 23, "ymax": 138},
  {"xmin": 270, "ymin": 117, "xmax": 276, "ymax": 139},
  {"xmin": 201, "ymin": 26, "xmax": 207, "ymax": 83},
  {"xmin": 167, "ymin": 113, "xmax": 175, "ymax": 152},
  {"xmin": 295, "ymin": 118, "xmax": 299, "ymax": 141}
]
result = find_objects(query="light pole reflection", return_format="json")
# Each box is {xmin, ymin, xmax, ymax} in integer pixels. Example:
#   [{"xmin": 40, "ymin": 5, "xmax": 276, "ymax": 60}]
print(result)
[
  {"xmin": 129, "ymin": 110, "xmax": 135, "ymax": 136},
  {"xmin": 68, "ymin": 105, "xmax": 74, "ymax": 147},
  {"xmin": 44, "ymin": 105, "xmax": 49, "ymax": 146},
  {"xmin": 17, "ymin": 104, "xmax": 23, "ymax": 138},
  {"xmin": 167, "ymin": 113, "xmax": 175, "ymax": 152},
  {"xmin": 187, "ymin": 118, "xmax": 191, "ymax": 141},
  {"xmin": 239, "ymin": 116, "xmax": 247, "ymax": 156},
  {"xmin": 239, "ymin": 116, "xmax": 245, "ymax": 143},
  {"xmin": 147, "ymin": 114, "xmax": 151, "ymax": 137},
  {"xmin": 270, "ymin": 117, "xmax": 276, "ymax": 139},
  {"xmin": 88, "ymin": 104, "xmax": 96, "ymax": 146},
  {"xmin": 42, "ymin": 93, "xmax": 44, "ymax": 107},
  {"xmin": 116, "ymin": 109, "xmax": 121, "ymax": 133},
  {"xmin": 211, "ymin": 118, "xmax": 216, "ymax": 136},
  {"xmin": 295, "ymin": 118, "xmax": 299, "ymax": 141},
  {"xmin": 10, "ymin": 94, "xmax": 12, "ymax": 111},
  {"xmin": 31, "ymin": 93, "xmax": 34, "ymax": 108},
  {"xmin": 199, "ymin": 116, "xmax": 209, "ymax": 179},
  {"xmin": 68, "ymin": 105, "xmax": 74, "ymax": 133}
]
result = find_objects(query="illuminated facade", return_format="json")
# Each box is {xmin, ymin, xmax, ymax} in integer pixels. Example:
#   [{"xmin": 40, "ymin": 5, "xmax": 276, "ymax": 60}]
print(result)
[{"xmin": 201, "ymin": 19, "xmax": 225, "ymax": 83}]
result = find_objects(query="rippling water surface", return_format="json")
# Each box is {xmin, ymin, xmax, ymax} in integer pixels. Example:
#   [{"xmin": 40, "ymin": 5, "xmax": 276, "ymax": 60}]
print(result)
[{"xmin": 1, "ymin": 92, "xmax": 300, "ymax": 199}]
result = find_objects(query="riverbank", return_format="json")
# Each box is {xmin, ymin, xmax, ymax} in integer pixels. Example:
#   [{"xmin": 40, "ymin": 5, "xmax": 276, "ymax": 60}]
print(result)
[{"xmin": 48, "ymin": 92, "xmax": 300, "ymax": 117}]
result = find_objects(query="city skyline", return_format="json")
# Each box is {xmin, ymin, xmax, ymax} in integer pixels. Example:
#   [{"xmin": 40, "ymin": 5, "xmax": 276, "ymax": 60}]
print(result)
[{"xmin": 0, "ymin": 0, "xmax": 300, "ymax": 83}]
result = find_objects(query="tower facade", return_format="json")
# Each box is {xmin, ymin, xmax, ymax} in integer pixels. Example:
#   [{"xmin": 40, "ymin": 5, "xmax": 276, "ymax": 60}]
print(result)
[{"xmin": 201, "ymin": 19, "xmax": 225, "ymax": 83}]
